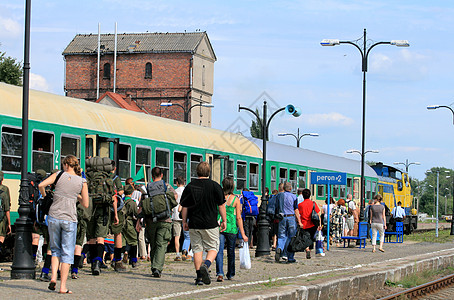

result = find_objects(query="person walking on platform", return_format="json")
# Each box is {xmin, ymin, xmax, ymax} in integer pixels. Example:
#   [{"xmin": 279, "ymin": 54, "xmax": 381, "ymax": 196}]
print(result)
[
  {"xmin": 122, "ymin": 184, "xmax": 139, "ymax": 267},
  {"xmin": 297, "ymin": 188, "xmax": 321, "ymax": 259},
  {"xmin": 180, "ymin": 161, "xmax": 226, "ymax": 285},
  {"xmin": 38, "ymin": 155, "xmax": 89, "ymax": 294},
  {"xmin": 0, "ymin": 171, "xmax": 11, "ymax": 259},
  {"xmin": 275, "ymin": 182, "xmax": 298, "ymax": 263},
  {"xmin": 172, "ymin": 177, "xmax": 185, "ymax": 261},
  {"xmin": 370, "ymin": 194, "xmax": 386, "ymax": 253}
]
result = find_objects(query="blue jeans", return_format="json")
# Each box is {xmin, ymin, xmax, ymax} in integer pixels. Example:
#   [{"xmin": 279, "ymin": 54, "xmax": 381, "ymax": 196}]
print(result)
[
  {"xmin": 277, "ymin": 216, "xmax": 297, "ymax": 261},
  {"xmin": 182, "ymin": 230, "xmax": 191, "ymax": 252},
  {"xmin": 47, "ymin": 215, "xmax": 77, "ymax": 264},
  {"xmin": 215, "ymin": 232, "xmax": 237, "ymax": 279}
]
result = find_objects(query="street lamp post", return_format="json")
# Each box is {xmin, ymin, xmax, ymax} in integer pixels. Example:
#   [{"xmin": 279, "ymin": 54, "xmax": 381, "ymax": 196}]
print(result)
[
  {"xmin": 393, "ymin": 159, "xmax": 421, "ymax": 173},
  {"xmin": 346, "ymin": 149, "xmax": 378, "ymax": 205},
  {"xmin": 160, "ymin": 102, "xmax": 214, "ymax": 123},
  {"xmin": 277, "ymin": 128, "xmax": 319, "ymax": 147},
  {"xmin": 428, "ymin": 169, "xmax": 440, "ymax": 237},
  {"xmin": 239, "ymin": 101, "xmax": 301, "ymax": 257},
  {"xmin": 322, "ymin": 29, "xmax": 409, "ymax": 221},
  {"xmin": 11, "ymin": 0, "xmax": 35, "ymax": 279},
  {"xmin": 427, "ymin": 104, "xmax": 454, "ymax": 235}
]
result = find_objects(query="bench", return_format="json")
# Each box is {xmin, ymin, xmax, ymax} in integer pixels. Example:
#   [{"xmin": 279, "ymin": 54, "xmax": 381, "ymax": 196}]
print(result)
[
  {"xmin": 385, "ymin": 222, "xmax": 403, "ymax": 243},
  {"xmin": 341, "ymin": 222, "xmax": 367, "ymax": 249}
]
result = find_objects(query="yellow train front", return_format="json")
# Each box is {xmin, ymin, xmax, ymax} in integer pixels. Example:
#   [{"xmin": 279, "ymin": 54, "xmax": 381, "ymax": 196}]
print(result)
[{"xmin": 371, "ymin": 163, "xmax": 417, "ymax": 234}]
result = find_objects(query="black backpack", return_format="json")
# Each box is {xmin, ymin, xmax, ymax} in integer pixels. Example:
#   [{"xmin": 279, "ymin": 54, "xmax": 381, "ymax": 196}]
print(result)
[{"xmin": 35, "ymin": 171, "xmax": 64, "ymax": 224}]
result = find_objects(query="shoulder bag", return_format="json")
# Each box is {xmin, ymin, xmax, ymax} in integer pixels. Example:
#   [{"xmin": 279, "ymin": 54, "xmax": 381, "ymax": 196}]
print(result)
[{"xmin": 311, "ymin": 201, "xmax": 320, "ymax": 227}]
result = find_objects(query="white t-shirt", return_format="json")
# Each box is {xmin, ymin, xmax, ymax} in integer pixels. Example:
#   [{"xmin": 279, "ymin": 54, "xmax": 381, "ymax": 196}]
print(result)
[
  {"xmin": 347, "ymin": 200, "xmax": 356, "ymax": 220},
  {"xmin": 172, "ymin": 186, "xmax": 185, "ymax": 221}
]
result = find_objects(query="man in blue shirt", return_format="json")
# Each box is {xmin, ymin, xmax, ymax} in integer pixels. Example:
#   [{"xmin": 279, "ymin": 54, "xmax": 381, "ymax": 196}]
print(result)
[
  {"xmin": 391, "ymin": 201, "xmax": 405, "ymax": 231},
  {"xmin": 275, "ymin": 182, "xmax": 298, "ymax": 263}
]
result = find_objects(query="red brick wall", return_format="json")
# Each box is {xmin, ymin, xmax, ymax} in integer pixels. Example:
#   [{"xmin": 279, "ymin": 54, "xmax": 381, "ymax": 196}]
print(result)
[{"xmin": 64, "ymin": 52, "xmax": 192, "ymax": 122}]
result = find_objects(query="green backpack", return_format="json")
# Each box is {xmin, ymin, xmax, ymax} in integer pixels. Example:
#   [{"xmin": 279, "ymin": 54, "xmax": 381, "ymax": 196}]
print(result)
[
  {"xmin": 142, "ymin": 180, "xmax": 177, "ymax": 222},
  {"xmin": 85, "ymin": 157, "xmax": 115, "ymax": 205}
]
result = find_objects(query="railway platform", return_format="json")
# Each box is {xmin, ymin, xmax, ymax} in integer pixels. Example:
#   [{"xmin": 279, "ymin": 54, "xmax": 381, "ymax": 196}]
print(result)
[{"xmin": 0, "ymin": 240, "xmax": 453, "ymax": 299}]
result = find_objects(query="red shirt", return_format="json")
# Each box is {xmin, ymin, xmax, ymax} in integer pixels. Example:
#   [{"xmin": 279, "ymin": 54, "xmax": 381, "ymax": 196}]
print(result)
[{"xmin": 298, "ymin": 199, "xmax": 320, "ymax": 229}]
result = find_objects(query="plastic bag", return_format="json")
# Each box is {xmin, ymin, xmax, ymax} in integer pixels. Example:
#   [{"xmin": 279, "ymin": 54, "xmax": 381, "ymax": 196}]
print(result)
[
  {"xmin": 239, "ymin": 242, "xmax": 251, "ymax": 269},
  {"xmin": 315, "ymin": 230, "xmax": 325, "ymax": 256}
]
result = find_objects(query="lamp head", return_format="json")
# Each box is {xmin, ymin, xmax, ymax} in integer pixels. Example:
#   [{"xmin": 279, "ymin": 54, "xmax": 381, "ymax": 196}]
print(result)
[
  {"xmin": 160, "ymin": 102, "xmax": 173, "ymax": 107},
  {"xmin": 427, "ymin": 105, "xmax": 440, "ymax": 110},
  {"xmin": 309, "ymin": 133, "xmax": 319, "ymax": 137},
  {"xmin": 277, "ymin": 133, "xmax": 288, "ymax": 136},
  {"xmin": 320, "ymin": 39, "xmax": 340, "ymax": 46},
  {"xmin": 390, "ymin": 40, "xmax": 410, "ymax": 47},
  {"xmin": 346, "ymin": 149, "xmax": 357, "ymax": 154},
  {"xmin": 285, "ymin": 104, "xmax": 302, "ymax": 117},
  {"xmin": 202, "ymin": 103, "xmax": 214, "ymax": 108}
]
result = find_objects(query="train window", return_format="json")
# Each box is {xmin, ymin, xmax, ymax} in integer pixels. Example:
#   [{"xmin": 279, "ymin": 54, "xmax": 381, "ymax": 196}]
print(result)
[
  {"xmin": 1, "ymin": 126, "xmax": 22, "ymax": 173},
  {"xmin": 225, "ymin": 159, "xmax": 234, "ymax": 178},
  {"xmin": 174, "ymin": 152, "xmax": 187, "ymax": 185},
  {"xmin": 156, "ymin": 149, "xmax": 169, "ymax": 182},
  {"xmin": 61, "ymin": 135, "xmax": 80, "ymax": 168},
  {"xmin": 397, "ymin": 181, "xmax": 403, "ymax": 191},
  {"xmin": 145, "ymin": 62, "xmax": 152, "ymax": 79},
  {"xmin": 332, "ymin": 185, "xmax": 339, "ymax": 198},
  {"xmin": 353, "ymin": 178, "xmax": 359, "ymax": 200},
  {"xmin": 190, "ymin": 154, "xmax": 203, "ymax": 181},
  {"xmin": 317, "ymin": 185, "xmax": 324, "ymax": 197},
  {"xmin": 119, "ymin": 143, "xmax": 131, "ymax": 180},
  {"xmin": 372, "ymin": 181, "xmax": 377, "ymax": 197},
  {"xmin": 103, "ymin": 63, "xmax": 111, "ymax": 79},
  {"xmin": 298, "ymin": 171, "xmax": 306, "ymax": 189},
  {"xmin": 347, "ymin": 178, "xmax": 353, "ymax": 196},
  {"xmin": 270, "ymin": 166, "xmax": 276, "ymax": 192},
  {"xmin": 236, "ymin": 161, "xmax": 247, "ymax": 191},
  {"xmin": 289, "ymin": 169, "xmax": 297, "ymax": 192},
  {"xmin": 279, "ymin": 168, "xmax": 287, "ymax": 184},
  {"xmin": 249, "ymin": 163, "xmax": 259, "ymax": 191},
  {"xmin": 366, "ymin": 180, "xmax": 372, "ymax": 200},
  {"xmin": 85, "ymin": 137, "xmax": 94, "ymax": 158},
  {"xmin": 32, "ymin": 131, "xmax": 54, "ymax": 173},
  {"xmin": 136, "ymin": 146, "xmax": 151, "ymax": 183},
  {"xmin": 340, "ymin": 186, "xmax": 346, "ymax": 198}
]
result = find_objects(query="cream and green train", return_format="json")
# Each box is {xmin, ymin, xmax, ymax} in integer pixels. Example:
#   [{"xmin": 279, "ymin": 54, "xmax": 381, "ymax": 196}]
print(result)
[{"xmin": 0, "ymin": 82, "xmax": 415, "ymax": 232}]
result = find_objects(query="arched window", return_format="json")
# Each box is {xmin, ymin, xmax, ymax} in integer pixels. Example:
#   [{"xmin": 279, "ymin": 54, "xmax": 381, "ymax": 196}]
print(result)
[
  {"xmin": 145, "ymin": 62, "xmax": 152, "ymax": 79},
  {"xmin": 103, "ymin": 63, "xmax": 111, "ymax": 79}
]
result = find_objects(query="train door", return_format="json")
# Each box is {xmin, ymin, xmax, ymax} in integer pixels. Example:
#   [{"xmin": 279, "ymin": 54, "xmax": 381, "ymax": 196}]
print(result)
[
  {"xmin": 206, "ymin": 154, "xmax": 227, "ymax": 184},
  {"xmin": 353, "ymin": 177, "xmax": 360, "ymax": 201},
  {"xmin": 85, "ymin": 134, "xmax": 119, "ymax": 166},
  {"xmin": 307, "ymin": 170, "xmax": 316, "ymax": 201}
]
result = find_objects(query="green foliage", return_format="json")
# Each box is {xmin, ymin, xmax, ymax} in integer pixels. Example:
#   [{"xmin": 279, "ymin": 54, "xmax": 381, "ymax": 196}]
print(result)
[
  {"xmin": 250, "ymin": 108, "xmax": 267, "ymax": 140},
  {"xmin": 0, "ymin": 50, "xmax": 22, "ymax": 86}
]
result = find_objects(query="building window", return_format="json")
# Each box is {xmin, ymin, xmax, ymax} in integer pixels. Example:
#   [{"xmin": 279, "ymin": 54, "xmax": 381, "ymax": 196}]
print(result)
[
  {"xmin": 279, "ymin": 168, "xmax": 287, "ymax": 184},
  {"xmin": 202, "ymin": 65, "xmax": 206, "ymax": 87},
  {"xmin": 156, "ymin": 149, "xmax": 169, "ymax": 182},
  {"xmin": 136, "ymin": 146, "xmax": 151, "ymax": 183},
  {"xmin": 119, "ymin": 143, "xmax": 131, "ymax": 180},
  {"xmin": 1, "ymin": 126, "xmax": 22, "ymax": 173},
  {"xmin": 298, "ymin": 170, "xmax": 306, "ymax": 189},
  {"xmin": 103, "ymin": 63, "xmax": 111, "ymax": 79},
  {"xmin": 190, "ymin": 154, "xmax": 203, "ymax": 182},
  {"xmin": 174, "ymin": 152, "xmax": 187, "ymax": 185},
  {"xmin": 61, "ymin": 135, "xmax": 80, "ymax": 169},
  {"xmin": 249, "ymin": 163, "xmax": 259, "ymax": 191},
  {"xmin": 32, "ymin": 131, "xmax": 54, "ymax": 173},
  {"xmin": 145, "ymin": 62, "xmax": 152, "ymax": 79},
  {"xmin": 270, "ymin": 166, "xmax": 276, "ymax": 192},
  {"xmin": 236, "ymin": 161, "xmax": 247, "ymax": 191},
  {"xmin": 289, "ymin": 169, "xmax": 297, "ymax": 192}
]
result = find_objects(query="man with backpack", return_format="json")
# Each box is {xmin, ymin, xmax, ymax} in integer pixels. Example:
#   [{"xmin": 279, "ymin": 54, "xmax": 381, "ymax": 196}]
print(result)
[
  {"xmin": 137, "ymin": 167, "xmax": 177, "ymax": 278},
  {"xmin": 0, "ymin": 171, "xmax": 11, "ymax": 257},
  {"xmin": 85, "ymin": 157, "xmax": 116, "ymax": 276},
  {"xmin": 241, "ymin": 188, "xmax": 259, "ymax": 247},
  {"xmin": 275, "ymin": 182, "xmax": 298, "ymax": 263}
]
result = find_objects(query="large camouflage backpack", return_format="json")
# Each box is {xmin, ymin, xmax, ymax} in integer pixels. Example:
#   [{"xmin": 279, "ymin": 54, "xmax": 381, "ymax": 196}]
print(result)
[
  {"xmin": 85, "ymin": 157, "xmax": 115, "ymax": 206},
  {"xmin": 142, "ymin": 180, "xmax": 177, "ymax": 222}
]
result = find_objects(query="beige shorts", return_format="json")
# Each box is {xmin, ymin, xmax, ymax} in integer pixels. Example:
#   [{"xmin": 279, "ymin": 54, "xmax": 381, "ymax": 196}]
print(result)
[
  {"xmin": 189, "ymin": 227, "xmax": 219, "ymax": 253},
  {"xmin": 172, "ymin": 220, "xmax": 182, "ymax": 237}
]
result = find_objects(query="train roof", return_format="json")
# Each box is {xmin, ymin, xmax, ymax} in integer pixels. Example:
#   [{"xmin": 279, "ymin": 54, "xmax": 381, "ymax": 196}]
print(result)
[
  {"xmin": 249, "ymin": 138, "xmax": 378, "ymax": 178},
  {"xmin": 0, "ymin": 83, "xmax": 261, "ymax": 158}
]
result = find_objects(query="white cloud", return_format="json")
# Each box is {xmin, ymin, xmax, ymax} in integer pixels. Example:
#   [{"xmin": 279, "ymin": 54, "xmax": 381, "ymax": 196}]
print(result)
[
  {"xmin": 302, "ymin": 112, "xmax": 354, "ymax": 127},
  {"xmin": 30, "ymin": 73, "xmax": 50, "ymax": 92},
  {"xmin": 0, "ymin": 16, "xmax": 21, "ymax": 38}
]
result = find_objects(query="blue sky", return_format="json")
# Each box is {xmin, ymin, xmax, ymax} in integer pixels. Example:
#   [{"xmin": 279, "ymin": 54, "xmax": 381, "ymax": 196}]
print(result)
[{"xmin": 1, "ymin": 0, "xmax": 454, "ymax": 180}]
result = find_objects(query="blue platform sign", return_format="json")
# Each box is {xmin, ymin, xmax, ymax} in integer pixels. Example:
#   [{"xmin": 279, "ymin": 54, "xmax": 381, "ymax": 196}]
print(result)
[{"xmin": 310, "ymin": 172, "xmax": 347, "ymax": 185}]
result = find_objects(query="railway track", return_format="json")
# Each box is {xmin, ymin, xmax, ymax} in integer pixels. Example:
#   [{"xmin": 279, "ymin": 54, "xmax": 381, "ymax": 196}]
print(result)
[{"xmin": 379, "ymin": 273, "xmax": 454, "ymax": 300}]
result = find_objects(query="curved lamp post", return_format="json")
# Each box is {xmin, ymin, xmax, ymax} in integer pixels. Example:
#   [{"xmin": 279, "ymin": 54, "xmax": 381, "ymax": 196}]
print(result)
[
  {"xmin": 427, "ymin": 105, "xmax": 454, "ymax": 235},
  {"xmin": 239, "ymin": 101, "xmax": 301, "ymax": 257},
  {"xmin": 277, "ymin": 129, "xmax": 319, "ymax": 147},
  {"xmin": 346, "ymin": 149, "xmax": 378, "ymax": 201},
  {"xmin": 322, "ymin": 29, "xmax": 409, "ymax": 221},
  {"xmin": 160, "ymin": 102, "xmax": 214, "ymax": 123},
  {"xmin": 394, "ymin": 160, "xmax": 421, "ymax": 173}
]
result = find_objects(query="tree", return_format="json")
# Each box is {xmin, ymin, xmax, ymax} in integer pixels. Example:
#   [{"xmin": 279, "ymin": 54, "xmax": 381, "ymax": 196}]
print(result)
[
  {"xmin": 0, "ymin": 50, "xmax": 22, "ymax": 86},
  {"xmin": 250, "ymin": 108, "xmax": 268, "ymax": 140}
]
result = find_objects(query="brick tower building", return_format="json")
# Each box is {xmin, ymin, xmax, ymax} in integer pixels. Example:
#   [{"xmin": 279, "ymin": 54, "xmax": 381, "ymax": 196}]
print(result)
[{"xmin": 62, "ymin": 32, "xmax": 216, "ymax": 126}]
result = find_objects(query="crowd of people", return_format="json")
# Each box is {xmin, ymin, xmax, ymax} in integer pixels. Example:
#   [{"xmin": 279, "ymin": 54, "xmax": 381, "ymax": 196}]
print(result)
[{"xmin": 0, "ymin": 157, "xmax": 402, "ymax": 294}]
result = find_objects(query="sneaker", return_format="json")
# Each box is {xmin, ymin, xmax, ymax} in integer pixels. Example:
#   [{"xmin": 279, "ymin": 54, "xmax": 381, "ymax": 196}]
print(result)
[
  {"xmin": 306, "ymin": 251, "xmax": 311, "ymax": 259},
  {"xmin": 174, "ymin": 256, "xmax": 182, "ymax": 262},
  {"xmin": 195, "ymin": 278, "xmax": 204, "ymax": 285},
  {"xmin": 39, "ymin": 272, "xmax": 51, "ymax": 282},
  {"xmin": 217, "ymin": 275, "xmax": 224, "ymax": 282},
  {"xmin": 275, "ymin": 248, "xmax": 281, "ymax": 262},
  {"xmin": 151, "ymin": 268, "xmax": 161, "ymax": 278},
  {"xmin": 114, "ymin": 261, "xmax": 127, "ymax": 272},
  {"xmin": 287, "ymin": 259, "xmax": 297, "ymax": 263},
  {"xmin": 199, "ymin": 263, "xmax": 211, "ymax": 285},
  {"xmin": 181, "ymin": 250, "xmax": 188, "ymax": 261},
  {"xmin": 100, "ymin": 261, "xmax": 108, "ymax": 269},
  {"xmin": 282, "ymin": 256, "xmax": 288, "ymax": 261}
]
